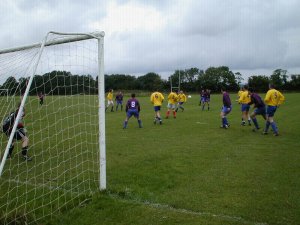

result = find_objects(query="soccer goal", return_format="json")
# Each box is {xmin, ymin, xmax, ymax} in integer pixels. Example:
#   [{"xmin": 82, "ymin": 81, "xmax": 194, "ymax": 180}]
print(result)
[{"xmin": 0, "ymin": 31, "xmax": 106, "ymax": 224}]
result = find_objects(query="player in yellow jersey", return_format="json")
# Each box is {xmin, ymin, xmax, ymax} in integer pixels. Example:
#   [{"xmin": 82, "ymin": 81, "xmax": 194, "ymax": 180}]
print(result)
[
  {"xmin": 175, "ymin": 90, "xmax": 187, "ymax": 112},
  {"xmin": 263, "ymin": 84, "xmax": 285, "ymax": 136},
  {"xmin": 166, "ymin": 90, "xmax": 178, "ymax": 119},
  {"xmin": 105, "ymin": 89, "xmax": 114, "ymax": 112},
  {"xmin": 150, "ymin": 90, "xmax": 164, "ymax": 124},
  {"xmin": 238, "ymin": 85, "xmax": 251, "ymax": 126}
]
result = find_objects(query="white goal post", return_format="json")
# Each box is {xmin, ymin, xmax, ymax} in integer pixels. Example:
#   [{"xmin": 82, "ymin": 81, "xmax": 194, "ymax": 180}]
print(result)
[{"xmin": 0, "ymin": 31, "xmax": 106, "ymax": 223}]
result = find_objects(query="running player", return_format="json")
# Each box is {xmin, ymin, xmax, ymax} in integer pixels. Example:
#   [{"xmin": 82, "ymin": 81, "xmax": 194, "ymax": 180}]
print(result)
[
  {"xmin": 263, "ymin": 84, "xmax": 285, "ymax": 136},
  {"xmin": 123, "ymin": 93, "xmax": 142, "ymax": 129},
  {"xmin": 166, "ymin": 90, "xmax": 178, "ymax": 119},
  {"xmin": 238, "ymin": 85, "xmax": 251, "ymax": 126},
  {"xmin": 105, "ymin": 89, "xmax": 114, "ymax": 112},
  {"xmin": 150, "ymin": 90, "xmax": 164, "ymax": 125},
  {"xmin": 175, "ymin": 90, "xmax": 187, "ymax": 112},
  {"xmin": 248, "ymin": 88, "xmax": 266, "ymax": 132},
  {"xmin": 38, "ymin": 92, "xmax": 44, "ymax": 106}
]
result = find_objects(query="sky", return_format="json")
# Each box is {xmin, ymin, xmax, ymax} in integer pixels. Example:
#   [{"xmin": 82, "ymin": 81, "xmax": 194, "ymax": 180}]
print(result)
[{"xmin": 0, "ymin": 0, "xmax": 300, "ymax": 80}]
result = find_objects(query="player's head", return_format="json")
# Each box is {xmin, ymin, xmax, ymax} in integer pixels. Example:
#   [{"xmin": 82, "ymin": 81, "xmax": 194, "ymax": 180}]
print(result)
[
  {"xmin": 220, "ymin": 86, "xmax": 226, "ymax": 93},
  {"xmin": 243, "ymin": 85, "xmax": 249, "ymax": 90},
  {"xmin": 269, "ymin": 83, "xmax": 275, "ymax": 89},
  {"xmin": 131, "ymin": 93, "xmax": 136, "ymax": 98},
  {"xmin": 248, "ymin": 87, "xmax": 254, "ymax": 94}
]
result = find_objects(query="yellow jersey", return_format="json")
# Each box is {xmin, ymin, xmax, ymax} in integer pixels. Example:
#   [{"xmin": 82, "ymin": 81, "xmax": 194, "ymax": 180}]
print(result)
[
  {"xmin": 168, "ymin": 92, "xmax": 178, "ymax": 104},
  {"xmin": 238, "ymin": 90, "xmax": 251, "ymax": 104},
  {"xmin": 264, "ymin": 89, "xmax": 285, "ymax": 106},
  {"xmin": 107, "ymin": 92, "xmax": 113, "ymax": 101},
  {"xmin": 238, "ymin": 90, "xmax": 243, "ymax": 98},
  {"xmin": 178, "ymin": 93, "xmax": 187, "ymax": 103},
  {"xmin": 150, "ymin": 92, "xmax": 164, "ymax": 106}
]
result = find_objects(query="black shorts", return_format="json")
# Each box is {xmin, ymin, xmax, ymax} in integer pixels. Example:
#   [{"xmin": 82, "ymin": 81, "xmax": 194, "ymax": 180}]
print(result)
[{"xmin": 6, "ymin": 128, "xmax": 26, "ymax": 141}]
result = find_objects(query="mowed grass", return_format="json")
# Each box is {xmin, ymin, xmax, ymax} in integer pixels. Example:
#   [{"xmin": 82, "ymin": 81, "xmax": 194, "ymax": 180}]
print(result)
[{"xmin": 1, "ymin": 93, "xmax": 300, "ymax": 225}]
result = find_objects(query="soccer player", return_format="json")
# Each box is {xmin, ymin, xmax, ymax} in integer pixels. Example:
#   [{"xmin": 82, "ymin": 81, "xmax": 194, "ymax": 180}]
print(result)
[
  {"xmin": 166, "ymin": 90, "xmax": 178, "ymax": 119},
  {"xmin": 123, "ymin": 93, "xmax": 142, "ymax": 129},
  {"xmin": 202, "ymin": 89, "xmax": 211, "ymax": 111},
  {"xmin": 248, "ymin": 88, "xmax": 266, "ymax": 132},
  {"xmin": 199, "ymin": 90, "xmax": 205, "ymax": 106},
  {"xmin": 115, "ymin": 91, "xmax": 124, "ymax": 111},
  {"xmin": 263, "ymin": 84, "xmax": 285, "ymax": 136},
  {"xmin": 150, "ymin": 90, "xmax": 164, "ymax": 125},
  {"xmin": 238, "ymin": 85, "xmax": 251, "ymax": 126},
  {"xmin": 105, "ymin": 89, "xmax": 114, "ymax": 112},
  {"xmin": 220, "ymin": 87, "xmax": 232, "ymax": 129},
  {"xmin": 38, "ymin": 92, "xmax": 44, "ymax": 106},
  {"xmin": 2, "ymin": 104, "xmax": 32, "ymax": 161},
  {"xmin": 175, "ymin": 90, "xmax": 187, "ymax": 112}
]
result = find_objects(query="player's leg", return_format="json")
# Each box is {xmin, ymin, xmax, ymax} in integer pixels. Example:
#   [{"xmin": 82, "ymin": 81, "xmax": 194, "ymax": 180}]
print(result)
[
  {"xmin": 251, "ymin": 110, "xmax": 260, "ymax": 131},
  {"xmin": 111, "ymin": 101, "xmax": 114, "ymax": 112},
  {"xmin": 123, "ymin": 111, "xmax": 132, "ymax": 129},
  {"xmin": 173, "ymin": 106, "xmax": 177, "ymax": 118},
  {"xmin": 7, "ymin": 140, "xmax": 15, "ymax": 159},
  {"xmin": 166, "ymin": 104, "xmax": 171, "ymax": 118},
  {"xmin": 18, "ymin": 130, "xmax": 31, "ymax": 161},
  {"xmin": 134, "ymin": 112, "xmax": 142, "ymax": 128}
]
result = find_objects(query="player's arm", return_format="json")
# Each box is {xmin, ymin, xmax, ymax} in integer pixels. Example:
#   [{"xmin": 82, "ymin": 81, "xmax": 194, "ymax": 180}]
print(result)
[
  {"xmin": 264, "ymin": 91, "xmax": 271, "ymax": 104},
  {"xmin": 277, "ymin": 92, "xmax": 285, "ymax": 105}
]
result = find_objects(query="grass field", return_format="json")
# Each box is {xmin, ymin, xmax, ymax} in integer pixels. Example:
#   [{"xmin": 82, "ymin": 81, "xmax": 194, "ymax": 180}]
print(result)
[{"xmin": 1, "ymin": 92, "xmax": 300, "ymax": 225}]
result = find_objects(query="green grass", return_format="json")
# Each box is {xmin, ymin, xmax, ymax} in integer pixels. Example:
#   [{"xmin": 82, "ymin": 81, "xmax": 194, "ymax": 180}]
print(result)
[{"xmin": 1, "ymin": 93, "xmax": 300, "ymax": 225}]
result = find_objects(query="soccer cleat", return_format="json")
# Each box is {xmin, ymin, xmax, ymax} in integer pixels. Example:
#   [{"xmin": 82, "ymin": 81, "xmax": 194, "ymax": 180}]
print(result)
[
  {"xmin": 273, "ymin": 133, "xmax": 279, "ymax": 136},
  {"xmin": 165, "ymin": 116, "xmax": 169, "ymax": 119},
  {"xmin": 7, "ymin": 154, "xmax": 12, "ymax": 159},
  {"xmin": 22, "ymin": 155, "xmax": 32, "ymax": 161},
  {"xmin": 159, "ymin": 120, "xmax": 162, "ymax": 125},
  {"xmin": 252, "ymin": 128, "xmax": 260, "ymax": 132},
  {"xmin": 173, "ymin": 117, "xmax": 176, "ymax": 119},
  {"xmin": 262, "ymin": 131, "xmax": 268, "ymax": 135}
]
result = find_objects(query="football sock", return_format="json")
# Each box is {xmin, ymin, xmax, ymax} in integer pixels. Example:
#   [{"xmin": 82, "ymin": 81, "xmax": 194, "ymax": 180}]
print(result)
[
  {"xmin": 224, "ymin": 117, "xmax": 228, "ymax": 125},
  {"xmin": 264, "ymin": 121, "xmax": 270, "ymax": 132},
  {"xmin": 270, "ymin": 122, "xmax": 278, "ymax": 134},
  {"xmin": 21, "ymin": 146, "xmax": 29, "ymax": 156},
  {"xmin": 173, "ymin": 111, "xmax": 176, "ymax": 117},
  {"xmin": 138, "ymin": 119, "xmax": 142, "ymax": 128},
  {"xmin": 222, "ymin": 117, "xmax": 226, "ymax": 126},
  {"xmin": 123, "ymin": 121, "xmax": 128, "ymax": 128},
  {"xmin": 252, "ymin": 118, "xmax": 259, "ymax": 129}
]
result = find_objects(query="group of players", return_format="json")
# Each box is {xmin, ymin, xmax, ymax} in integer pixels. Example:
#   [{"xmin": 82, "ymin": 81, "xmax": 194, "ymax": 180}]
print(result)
[
  {"xmin": 2, "ymin": 83, "xmax": 284, "ymax": 162},
  {"xmin": 107, "ymin": 84, "xmax": 285, "ymax": 138},
  {"xmin": 220, "ymin": 84, "xmax": 285, "ymax": 136},
  {"xmin": 105, "ymin": 89, "xmax": 188, "ymax": 129}
]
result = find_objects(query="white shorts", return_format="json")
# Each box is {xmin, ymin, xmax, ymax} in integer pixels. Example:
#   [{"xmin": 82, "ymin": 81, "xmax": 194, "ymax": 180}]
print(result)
[
  {"xmin": 167, "ymin": 103, "xmax": 176, "ymax": 109},
  {"xmin": 107, "ymin": 100, "xmax": 114, "ymax": 106}
]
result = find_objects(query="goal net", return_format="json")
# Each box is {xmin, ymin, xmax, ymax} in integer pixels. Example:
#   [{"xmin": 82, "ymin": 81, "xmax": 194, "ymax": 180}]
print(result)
[{"xmin": 0, "ymin": 31, "xmax": 106, "ymax": 224}]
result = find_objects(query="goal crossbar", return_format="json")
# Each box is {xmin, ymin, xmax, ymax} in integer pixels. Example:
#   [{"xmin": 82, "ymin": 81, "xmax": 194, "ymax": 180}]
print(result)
[{"xmin": 0, "ymin": 31, "xmax": 105, "ymax": 55}]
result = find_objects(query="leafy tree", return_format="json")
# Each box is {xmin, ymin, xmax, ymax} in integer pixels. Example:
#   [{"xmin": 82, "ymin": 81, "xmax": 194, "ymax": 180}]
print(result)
[
  {"xmin": 270, "ymin": 69, "xmax": 288, "ymax": 88},
  {"xmin": 248, "ymin": 75, "xmax": 270, "ymax": 92},
  {"xmin": 136, "ymin": 72, "xmax": 164, "ymax": 91}
]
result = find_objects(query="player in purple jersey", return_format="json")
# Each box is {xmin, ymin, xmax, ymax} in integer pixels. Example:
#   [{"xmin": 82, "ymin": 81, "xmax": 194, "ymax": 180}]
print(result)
[
  {"xmin": 202, "ymin": 89, "xmax": 210, "ymax": 111},
  {"xmin": 248, "ymin": 88, "xmax": 266, "ymax": 132},
  {"xmin": 220, "ymin": 87, "xmax": 232, "ymax": 129},
  {"xmin": 115, "ymin": 91, "xmax": 124, "ymax": 111},
  {"xmin": 123, "ymin": 93, "xmax": 142, "ymax": 129}
]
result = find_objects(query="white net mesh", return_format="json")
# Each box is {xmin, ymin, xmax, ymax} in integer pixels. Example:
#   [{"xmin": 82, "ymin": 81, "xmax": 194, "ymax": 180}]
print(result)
[{"xmin": 0, "ymin": 33, "xmax": 101, "ymax": 224}]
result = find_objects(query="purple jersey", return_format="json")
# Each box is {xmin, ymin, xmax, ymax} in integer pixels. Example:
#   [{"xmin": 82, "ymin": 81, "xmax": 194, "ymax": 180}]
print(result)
[
  {"xmin": 249, "ymin": 93, "xmax": 265, "ymax": 108},
  {"xmin": 116, "ymin": 94, "xmax": 123, "ymax": 101},
  {"xmin": 223, "ymin": 92, "xmax": 231, "ymax": 107},
  {"xmin": 126, "ymin": 98, "xmax": 140, "ymax": 111}
]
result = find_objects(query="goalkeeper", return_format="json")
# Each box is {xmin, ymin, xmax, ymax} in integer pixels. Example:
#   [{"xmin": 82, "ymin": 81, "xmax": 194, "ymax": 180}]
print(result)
[{"xmin": 2, "ymin": 104, "xmax": 32, "ymax": 161}]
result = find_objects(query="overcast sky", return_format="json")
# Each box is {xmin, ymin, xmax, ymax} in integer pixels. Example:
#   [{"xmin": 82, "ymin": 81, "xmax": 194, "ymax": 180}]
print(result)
[{"xmin": 1, "ymin": 0, "xmax": 300, "ymax": 80}]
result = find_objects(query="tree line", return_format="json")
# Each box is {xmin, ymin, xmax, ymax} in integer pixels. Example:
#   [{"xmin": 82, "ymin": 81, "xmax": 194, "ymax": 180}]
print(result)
[{"xmin": 0, "ymin": 67, "xmax": 299, "ymax": 96}]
